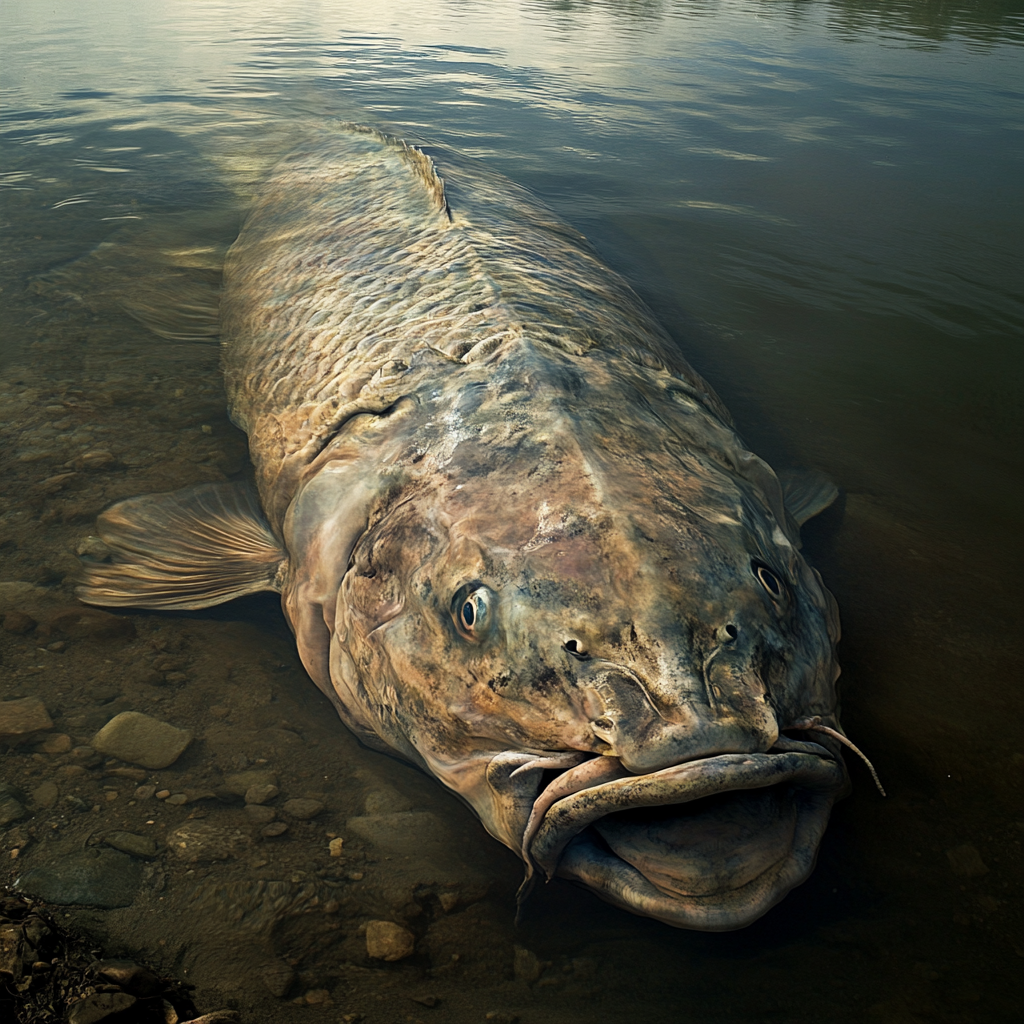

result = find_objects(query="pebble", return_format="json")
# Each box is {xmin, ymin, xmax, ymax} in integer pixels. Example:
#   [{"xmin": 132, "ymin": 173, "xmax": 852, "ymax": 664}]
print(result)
[
  {"xmin": 260, "ymin": 959, "xmax": 295, "ymax": 998},
  {"xmin": 134, "ymin": 785, "xmax": 157, "ymax": 800},
  {"xmin": 947, "ymin": 844, "xmax": 989, "ymax": 878},
  {"xmin": 261, "ymin": 821, "xmax": 288, "ymax": 838},
  {"xmin": 91, "ymin": 711, "xmax": 192, "ymax": 769},
  {"xmin": 39, "ymin": 733, "xmax": 72, "ymax": 754},
  {"xmin": 2, "ymin": 610, "xmax": 36, "ymax": 634},
  {"xmin": 244, "ymin": 783, "xmax": 279, "ymax": 805},
  {"xmin": 76, "ymin": 535, "xmax": 113, "ymax": 560},
  {"xmin": 222, "ymin": 770, "xmax": 278, "ymax": 797},
  {"xmin": 166, "ymin": 793, "xmax": 189, "ymax": 806},
  {"xmin": 412, "ymin": 994, "xmax": 440, "ymax": 1007},
  {"xmin": 0, "ymin": 696, "xmax": 54, "ymax": 741},
  {"xmin": 329, "ymin": 837, "xmax": 345, "ymax": 857},
  {"xmin": 244, "ymin": 804, "xmax": 276, "ymax": 824},
  {"xmin": 0, "ymin": 581, "xmax": 50, "ymax": 612},
  {"xmin": 155, "ymin": 789, "xmax": 171, "ymax": 800},
  {"xmin": 283, "ymin": 798, "xmax": 324, "ymax": 820},
  {"xmin": 169, "ymin": 822, "xmax": 250, "ymax": 863},
  {"xmin": 513, "ymin": 946, "xmax": 542, "ymax": 983},
  {"xmin": 104, "ymin": 831, "xmax": 159, "ymax": 859},
  {"xmin": 365, "ymin": 920, "xmax": 416, "ymax": 961},
  {"xmin": 31, "ymin": 781, "xmax": 59, "ymax": 809}
]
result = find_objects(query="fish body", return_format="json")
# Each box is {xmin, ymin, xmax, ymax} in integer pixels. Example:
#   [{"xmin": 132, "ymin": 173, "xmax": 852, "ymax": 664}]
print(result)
[{"xmin": 81, "ymin": 124, "xmax": 849, "ymax": 930}]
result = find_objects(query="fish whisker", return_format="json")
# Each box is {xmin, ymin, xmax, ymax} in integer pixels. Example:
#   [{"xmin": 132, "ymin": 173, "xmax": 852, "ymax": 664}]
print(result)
[{"xmin": 784, "ymin": 716, "xmax": 886, "ymax": 797}]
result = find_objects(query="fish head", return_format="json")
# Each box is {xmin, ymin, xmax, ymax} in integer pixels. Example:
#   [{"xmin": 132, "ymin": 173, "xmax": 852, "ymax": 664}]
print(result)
[{"xmin": 286, "ymin": 440, "xmax": 845, "ymax": 931}]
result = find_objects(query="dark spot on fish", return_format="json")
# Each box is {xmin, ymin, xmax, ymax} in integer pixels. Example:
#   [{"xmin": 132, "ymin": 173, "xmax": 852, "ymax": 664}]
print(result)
[{"xmin": 531, "ymin": 665, "xmax": 559, "ymax": 692}]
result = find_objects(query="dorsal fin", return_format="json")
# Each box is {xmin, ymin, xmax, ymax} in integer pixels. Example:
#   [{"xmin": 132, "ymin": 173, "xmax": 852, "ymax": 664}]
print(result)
[
  {"xmin": 779, "ymin": 469, "xmax": 839, "ymax": 526},
  {"xmin": 342, "ymin": 122, "xmax": 450, "ymax": 220},
  {"xmin": 78, "ymin": 481, "xmax": 287, "ymax": 610}
]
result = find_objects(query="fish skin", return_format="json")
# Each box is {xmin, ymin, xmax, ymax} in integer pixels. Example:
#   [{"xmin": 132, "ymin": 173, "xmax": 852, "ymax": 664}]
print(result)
[{"xmin": 85, "ymin": 123, "xmax": 849, "ymax": 930}]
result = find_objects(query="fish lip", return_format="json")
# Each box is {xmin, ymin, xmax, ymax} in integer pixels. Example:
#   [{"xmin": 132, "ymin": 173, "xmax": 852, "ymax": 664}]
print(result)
[{"xmin": 526, "ymin": 751, "xmax": 846, "ymax": 930}]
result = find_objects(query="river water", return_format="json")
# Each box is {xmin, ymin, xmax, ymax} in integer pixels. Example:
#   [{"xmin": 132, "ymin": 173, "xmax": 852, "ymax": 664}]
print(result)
[{"xmin": 1, "ymin": 1, "xmax": 1021, "ymax": 1021}]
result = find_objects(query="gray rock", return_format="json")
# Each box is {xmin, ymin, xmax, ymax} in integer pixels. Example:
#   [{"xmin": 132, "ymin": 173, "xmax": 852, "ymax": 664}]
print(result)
[
  {"xmin": 31, "ymin": 780, "xmax": 59, "ymax": 809},
  {"xmin": 365, "ymin": 920, "xmax": 416, "ymax": 961},
  {"xmin": 261, "ymin": 821, "xmax": 288, "ymax": 837},
  {"xmin": 169, "ymin": 822, "xmax": 250, "ymax": 863},
  {"xmin": 364, "ymin": 786, "xmax": 413, "ymax": 814},
  {"xmin": 14, "ymin": 848, "xmax": 143, "ymax": 907},
  {"xmin": 91, "ymin": 711, "xmax": 192, "ymax": 769},
  {"xmin": 244, "ymin": 804, "xmax": 275, "ymax": 824},
  {"xmin": 282, "ymin": 798, "xmax": 323, "ymax": 820},
  {"xmin": 260, "ymin": 959, "xmax": 295, "ymax": 998},
  {"xmin": 0, "ymin": 696, "xmax": 53, "ymax": 740},
  {"xmin": 2, "ymin": 610, "xmax": 36, "ymax": 634},
  {"xmin": 68, "ymin": 991, "xmax": 136, "ymax": 1024},
  {"xmin": 0, "ymin": 581, "xmax": 50, "ymax": 613},
  {"xmin": 104, "ymin": 830, "xmax": 159, "ymax": 859},
  {"xmin": 244, "ymin": 783, "xmax": 279, "ymax": 805}
]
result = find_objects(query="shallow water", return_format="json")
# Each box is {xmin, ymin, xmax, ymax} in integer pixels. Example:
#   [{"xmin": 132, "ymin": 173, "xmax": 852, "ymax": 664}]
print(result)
[{"xmin": 1, "ymin": 1, "xmax": 1022, "ymax": 1021}]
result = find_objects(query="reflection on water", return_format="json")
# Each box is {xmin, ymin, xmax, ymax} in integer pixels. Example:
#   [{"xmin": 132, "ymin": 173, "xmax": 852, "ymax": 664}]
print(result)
[{"xmin": 1, "ymin": 1, "xmax": 1022, "ymax": 1022}]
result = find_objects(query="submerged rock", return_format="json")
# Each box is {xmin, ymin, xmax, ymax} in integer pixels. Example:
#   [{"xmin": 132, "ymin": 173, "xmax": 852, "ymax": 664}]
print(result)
[
  {"xmin": 103, "ymin": 830, "xmax": 159, "ymax": 859},
  {"xmin": 14, "ymin": 848, "xmax": 143, "ymax": 908},
  {"xmin": 0, "ymin": 696, "xmax": 53, "ymax": 741},
  {"xmin": 67, "ymin": 990, "xmax": 136, "ymax": 1024},
  {"xmin": 366, "ymin": 920, "xmax": 416, "ymax": 961},
  {"xmin": 282, "ymin": 798, "xmax": 323, "ymax": 820},
  {"xmin": 91, "ymin": 711, "xmax": 192, "ymax": 769}
]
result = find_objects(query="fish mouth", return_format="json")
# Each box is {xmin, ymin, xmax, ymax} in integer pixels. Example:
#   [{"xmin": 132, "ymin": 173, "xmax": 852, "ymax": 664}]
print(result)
[{"xmin": 524, "ymin": 750, "xmax": 846, "ymax": 931}]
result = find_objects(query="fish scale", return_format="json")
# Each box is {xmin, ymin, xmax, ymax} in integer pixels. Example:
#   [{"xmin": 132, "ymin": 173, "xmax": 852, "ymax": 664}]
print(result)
[{"xmin": 220, "ymin": 124, "xmax": 726, "ymax": 525}]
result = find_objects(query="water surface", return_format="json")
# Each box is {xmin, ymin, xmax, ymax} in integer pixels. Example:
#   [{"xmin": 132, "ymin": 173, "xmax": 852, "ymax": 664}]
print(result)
[{"xmin": 1, "ymin": 2, "xmax": 1022, "ymax": 1021}]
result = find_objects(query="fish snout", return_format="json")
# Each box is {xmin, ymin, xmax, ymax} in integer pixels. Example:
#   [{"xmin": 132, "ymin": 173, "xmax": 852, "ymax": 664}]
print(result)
[{"xmin": 580, "ymin": 662, "xmax": 778, "ymax": 774}]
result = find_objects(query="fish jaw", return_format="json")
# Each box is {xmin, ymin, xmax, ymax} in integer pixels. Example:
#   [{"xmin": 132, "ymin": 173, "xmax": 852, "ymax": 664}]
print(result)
[{"xmin": 522, "ymin": 750, "xmax": 845, "ymax": 931}]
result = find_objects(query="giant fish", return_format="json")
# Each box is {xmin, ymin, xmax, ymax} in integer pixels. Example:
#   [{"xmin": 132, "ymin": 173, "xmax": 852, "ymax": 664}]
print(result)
[{"xmin": 80, "ymin": 123, "xmax": 874, "ymax": 931}]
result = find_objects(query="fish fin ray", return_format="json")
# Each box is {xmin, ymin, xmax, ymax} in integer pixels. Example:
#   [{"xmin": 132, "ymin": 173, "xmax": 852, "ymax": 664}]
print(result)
[
  {"xmin": 77, "ymin": 481, "xmax": 286, "ymax": 610},
  {"xmin": 779, "ymin": 469, "xmax": 839, "ymax": 526}
]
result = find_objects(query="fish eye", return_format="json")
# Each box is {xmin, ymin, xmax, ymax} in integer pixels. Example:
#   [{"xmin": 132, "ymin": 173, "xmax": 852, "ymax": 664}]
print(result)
[
  {"xmin": 752, "ymin": 561, "xmax": 784, "ymax": 599},
  {"xmin": 451, "ymin": 583, "xmax": 493, "ymax": 640}
]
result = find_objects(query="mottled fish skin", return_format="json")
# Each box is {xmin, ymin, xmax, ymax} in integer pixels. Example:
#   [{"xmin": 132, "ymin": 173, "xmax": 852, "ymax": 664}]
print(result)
[
  {"xmin": 86, "ymin": 123, "xmax": 850, "ymax": 931},
  {"xmin": 220, "ymin": 125, "xmax": 729, "ymax": 527}
]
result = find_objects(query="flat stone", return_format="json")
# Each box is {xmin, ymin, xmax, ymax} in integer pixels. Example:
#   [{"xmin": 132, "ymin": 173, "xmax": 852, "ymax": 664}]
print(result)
[
  {"xmin": 0, "ymin": 582, "xmax": 51, "ymax": 613},
  {"xmin": 244, "ymin": 804, "xmax": 275, "ymax": 824},
  {"xmin": 244, "ymin": 783, "xmax": 279, "ymax": 805},
  {"xmin": 283, "ymin": 798, "xmax": 323, "ymax": 820},
  {"xmin": 0, "ymin": 697, "xmax": 54, "ymax": 740},
  {"xmin": 38, "ymin": 732, "xmax": 72, "ymax": 754},
  {"xmin": 14, "ymin": 848, "xmax": 143, "ymax": 907},
  {"xmin": 221, "ymin": 770, "xmax": 278, "ymax": 797},
  {"xmin": 169, "ymin": 822, "xmax": 250, "ymax": 863},
  {"xmin": 366, "ymin": 920, "xmax": 416, "ymax": 961},
  {"xmin": 260, "ymin": 959, "xmax": 295, "ymax": 998},
  {"xmin": 68, "ymin": 991, "xmax": 136, "ymax": 1024},
  {"xmin": 0, "ymin": 796, "xmax": 26, "ymax": 827},
  {"xmin": 104, "ymin": 830, "xmax": 159, "ymax": 859},
  {"xmin": 261, "ymin": 821, "xmax": 288, "ymax": 837},
  {"xmin": 134, "ymin": 785, "xmax": 157, "ymax": 800},
  {"xmin": 39, "ymin": 605, "xmax": 136, "ymax": 640},
  {"xmin": 2, "ymin": 610, "xmax": 36, "ymax": 634},
  {"xmin": 947, "ymin": 844, "xmax": 989, "ymax": 878},
  {"xmin": 514, "ymin": 945, "xmax": 542, "ymax": 983},
  {"xmin": 91, "ymin": 711, "xmax": 192, "ymax": 769},
  {"xmin": 31, "ymin": 781, "xmax": 59, "ymax": 809}
]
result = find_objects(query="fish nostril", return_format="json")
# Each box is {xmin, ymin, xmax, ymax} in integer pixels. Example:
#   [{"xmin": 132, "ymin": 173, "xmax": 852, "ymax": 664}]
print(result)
[
  {"xmin": 719, "ymin": 624, "xmax": 738, "ymax": 643},
  {"xmin": 563, "ymin": 639, "xmax": 589, "ymax": 660}
]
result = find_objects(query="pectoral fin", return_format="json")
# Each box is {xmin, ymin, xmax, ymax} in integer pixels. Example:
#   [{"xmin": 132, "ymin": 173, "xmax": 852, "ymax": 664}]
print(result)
[
  {"xmin": 78, "ymin": 481, "xmax": 287, "ymax": 610},
  {"xmin": 779, "ymin": 469, "xmax": 839, "ymax": 526}
]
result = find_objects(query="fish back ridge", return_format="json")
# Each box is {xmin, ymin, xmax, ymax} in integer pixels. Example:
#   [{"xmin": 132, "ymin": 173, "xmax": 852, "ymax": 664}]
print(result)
[{"xmin": 221, "ymin": 123, "xmax": 727, "ymax": 519}]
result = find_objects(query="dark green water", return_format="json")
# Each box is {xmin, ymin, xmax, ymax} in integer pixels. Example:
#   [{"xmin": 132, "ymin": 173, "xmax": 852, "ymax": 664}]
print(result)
[{"xmin": 1, "ymin": 2, "xmax": 1022, "ymax": 1022}]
